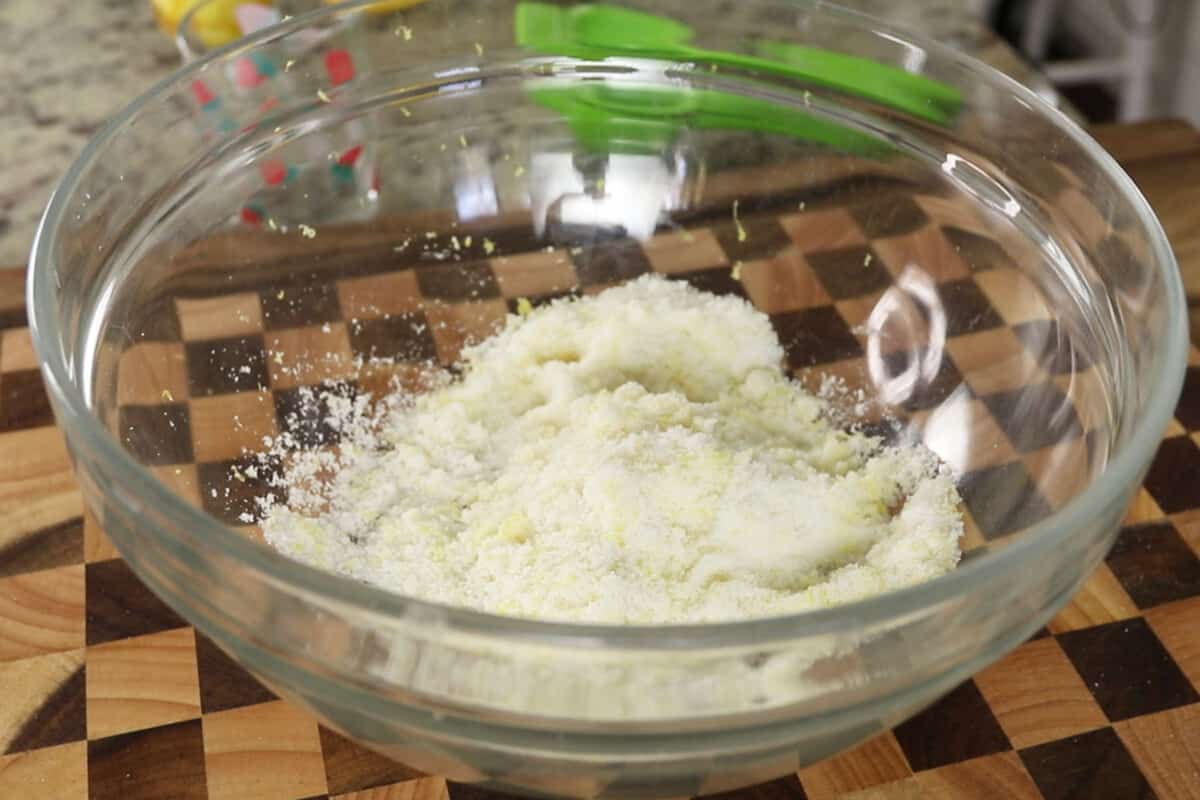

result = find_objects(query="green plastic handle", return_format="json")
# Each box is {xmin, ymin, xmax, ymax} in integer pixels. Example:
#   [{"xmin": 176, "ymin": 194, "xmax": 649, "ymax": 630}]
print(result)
[
  {"xmin": 530, "ymin": 84, "xmax": 887, "ymax": 155},
  {"xmin": 515, "ymin": 2, "xmax": 963, "ymax": 126}
]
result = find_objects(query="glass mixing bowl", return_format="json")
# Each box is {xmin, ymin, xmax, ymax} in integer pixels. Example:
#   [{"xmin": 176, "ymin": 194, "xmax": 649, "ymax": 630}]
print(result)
[{"xmin": 29, "ymin": 1, "xmax": 1186, "ymax": 795}]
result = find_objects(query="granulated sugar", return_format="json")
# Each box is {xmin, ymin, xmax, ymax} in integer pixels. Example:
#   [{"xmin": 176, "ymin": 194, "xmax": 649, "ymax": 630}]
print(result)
[{"xmin": 260, "ymin": 275, "xmax": 963, "ymax": 624}]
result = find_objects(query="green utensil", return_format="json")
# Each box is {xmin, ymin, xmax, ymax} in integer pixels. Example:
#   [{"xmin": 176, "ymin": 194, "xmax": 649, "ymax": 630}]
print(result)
[
  {"xmin": 515, "ymin": 2, "xmax": 963, "ymax": 126},
  {"xmin": 529, "ymin": 84, "xmax": 885, "ymax": 155}
]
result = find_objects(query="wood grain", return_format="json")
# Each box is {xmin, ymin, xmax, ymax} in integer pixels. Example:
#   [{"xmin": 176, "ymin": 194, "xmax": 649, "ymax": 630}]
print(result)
[
  {"xmin": 973, "ymin": 638, "xmax": 1108, "ymax": 749},
  {"xmin": 912, "ymin": 752, "xmax": 1041, "ymax": 799},
  {"xmin": 798, "ymin": 732, "xmax": 912, "ymax": 798},
  {"xmin": 1116, "ymin": 703, "xmax": 1200, "ymax": 800},
  {"xmin": 86, "ymin": 627, "xmax": 202, "ymax": 738},
  {"xmin": 0, "ymin": 565, "xmax": 84, "ymax": 662},
  {"xmin": 0, "ymin": 648, "xmax": 84, "ymax": 753},
  {"xmin": 0, "ymin": 328, "xmax": 37, "ymax": 373},
  {"xmin": 334, "ymin": 777, "xmax": 451, "ymax": 800},
  {"xmin": 0, "ymin": 426, "xmax": 82, "ymax": 542},
  {"xmin": 202, "ymin": 700, "xmax": 328, "ymax": 800},
  {"xmin": 1047, "ymin": 564, "xmax": 1140, "ymax": 634},
  {"xmin": 0, "ymin": 741, "xmax": 87, "ymax": 800}
]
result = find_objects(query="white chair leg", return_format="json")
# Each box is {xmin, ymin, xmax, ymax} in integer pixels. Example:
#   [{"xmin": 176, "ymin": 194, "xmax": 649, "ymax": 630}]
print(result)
[
  {"xmin": 1021, "ymin": 0, "xmax": 1060, "ymax": 62},
  {"xmin": 1119, "ymin": 0, "xmax": 1158, "ymax": 121}
]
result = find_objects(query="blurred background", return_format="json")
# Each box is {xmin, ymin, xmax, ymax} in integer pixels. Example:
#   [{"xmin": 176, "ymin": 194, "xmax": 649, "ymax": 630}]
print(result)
[{"xmin": 0, "ymin": 0, "xmax": 1194, "ymax": 269}]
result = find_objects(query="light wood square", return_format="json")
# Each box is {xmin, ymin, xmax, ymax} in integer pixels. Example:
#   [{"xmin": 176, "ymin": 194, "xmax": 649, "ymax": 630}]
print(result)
[
  {"xmin": 86, "ymin": 627, "xmax": 201, "ymax": 738},
  {"xmin": 203, "ymin": 700, "xmax": 327, "ymax": 800},
  {"xmin": 1, "ymin": 328, "xmax": 37, "ymax": 373},
  {"xmin": 0, "ymin": 740, "xmax": 86, "ymax": 800},
  {"xmin": 914, "ymin": 394, "xmax": 1018, "ymax": 474},
  {"xmin": 267, "ymin": 324, "xmax": 356, "ymax": 391},
  {"xmin": 425, "ymin": 300, "xmax": 508, "ymax": 364},
  {"xmin": 1146, "ymin": 595, "xmax": 1200, "ymax": 690},
  {"xmin": 150, "ymin": 463, "xmax": 205, "ymax": 511},
  {"xmin": 490, "ymin": 251, "xmax": 578, "ymax": 298},
  {"xmin": 975, "ymin": 268, "xmax": 1052, "ymax": 324},
  {"xmin": 83, "ymin": 510, "xmax": 119, "ymax": 563},
  {"xmin": 1123, "ymin": 487, "xmax": 1165, "ymax": 527},
  {"xmin": 798, "ymin": 732, "xmax": 911, "ymax": 799},
  {"xmin": 779, "ymin": 207, "xmax": 868, "ymax": 252},
  {"xmin": 912, "ymin": 752, "xmax": 1041, "ymax": 799},
  {"xmin": 177, "ymin": 293, "xmax": 264, "ymax": 340},
  {"xmin": 333, "ymin": 777, "xmax": 450, "ymax": 800},
  {"xmin": 0, "ymin": 648, "xmax": 83, "ymax": 753},
  {"xmin": 741, "ymin": 248, "xmax": 832, "ymax": 314},
  {"xmin": 1116, "ymin": 704, "xmax": 1200, "ymax": 800},
  {"xmin": 116, "ymin": 341, "xmax": 190, "ymax": 406},
  {"xmin": 974, "ymin": 637, "xmax": 1108, "ymax": 748},
  {"xmin": 914, "ymin": 194, "xmax": 988, "ymax": 236},
  {"xmin": 642, "ymin": 230, "xmax": 728, "ymax": 274},
  {"xmin": 338, "ymin": 271, "xmax": 424, "ymax": 321},
  {"xmin": 0, "ymin": 427, "xmax": 83, "ymax": 550},
  {"xmin": 0, "ymin": 565, "xmax": 84, "ymax": 662},
  {"xmin": 1023, "ymin": 436, "xmax": 1093, "ymax": 510},
  {"xmin": 189, "ymin": 391, "xmax": 278, "ymax": 463},
  {"xmin": 945, "ymin": 327, "xmax": 1046, "ymax": 396},
  {"xmin": 872, "ymin": 226, "xmax": 971, "ymax": 284},
  {"xmin": 1047, "ymin": 563, "xmax": 1139, "ymax": 634}
]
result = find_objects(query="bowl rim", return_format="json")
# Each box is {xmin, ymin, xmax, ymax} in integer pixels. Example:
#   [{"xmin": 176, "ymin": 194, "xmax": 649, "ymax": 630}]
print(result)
[{"xmin": 27, "ymin": 0, "xmax": 1189, "ymax": 649}]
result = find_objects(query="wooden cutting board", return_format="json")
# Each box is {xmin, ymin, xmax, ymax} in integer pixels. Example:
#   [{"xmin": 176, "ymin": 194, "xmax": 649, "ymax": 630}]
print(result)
[{"xmin": 2, "ymin": 120, "xmax": 1200, "ymax": 800}]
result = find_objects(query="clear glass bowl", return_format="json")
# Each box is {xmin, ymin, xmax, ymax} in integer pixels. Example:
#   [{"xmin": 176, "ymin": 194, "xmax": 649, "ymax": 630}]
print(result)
[{"xmin": 29, "ymin": 1, "xmax": 1186, "ymax": 795}]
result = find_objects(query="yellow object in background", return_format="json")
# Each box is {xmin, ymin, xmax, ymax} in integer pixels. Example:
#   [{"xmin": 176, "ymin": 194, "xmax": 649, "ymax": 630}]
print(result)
[
  {"xmin": 152, "ymin": 0, "xmax": 272, "ymax": 46},
  {"xmin": 154, "ymin": 0, "xmax": 430, "ymax": 48},
  {"xmin": 321, "ymin": 0, "xmax": 430, "ymax": 13}
]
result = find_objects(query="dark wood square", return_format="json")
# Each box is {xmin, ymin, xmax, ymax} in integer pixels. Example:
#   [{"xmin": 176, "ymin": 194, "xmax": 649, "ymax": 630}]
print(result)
[
  {"xmin": 892, "ymin": 679, "xmax": 1011, "ymax": 771},
  {"xmin": 880, "ymin": 349, "xmax": 965, "ymax": 412},
  {"xmin": 981, "ymin": 382, "xmax": 1083, "ymax": 453},
  {"xmin": 1106, "ymin": 522, "xmax": 1200, "ymax": 609},
  {"xmin": 705, "ymin": 775, "xmax": 808, "ymax": 800},
  {"xmin": 274, "ymin": 382, "xmax": 358, "ymax": 450},
  {"xmin": 1014, "ymin": 319, "xmax": 1095, "ymax": 375},
  {"xmin": 184, "ymin": 335, "xmax": 270, "ymax": 396},
  {"xmin": 712, "ymin": 213, "xmax": 793, "ymax": 262},
  {"xmin": 125, "ymin": 294, "xmax": 183, "ymax": 342},
  {"xmin": 939, "ymin": 278, "xmax": 1004, "ymax": 336},
  {"xmin": 570, "ymin": 239, "xmax": 652, "ymax": 286},
  {"xmin": 770, "ymin": 306, "xmax": 862, "ymax": 369},
  {"xmin": 1142, "ymin": 435, "xmax": 1200, "ymax": 514},
  {"xmin": 665, "ymin": 267, "xmax": 749, "ymax": 300},
  {"xmin": 194, "ymin": 632, "xmax": 277, "ymax": 714},
  {"xmin": 197, "ymin": 455, "xmax": 283, "ymax": 526},
  {"xmin": 940, "ymin": 226, "xmax": 1015, "ymax": 272},
  {"xmin": 1057, "ymin": 617, "xmax": 1200, "ymax": 722},
  {"xmin": 958, "ymin": 461, "xmax": 1054, "ymax": 539},
  {"xmin": 1174, "ymin": 366, "xmax": 1200, "ymax": 431},
  {"xmin": 805, "ymin": 246, "xmax": 891, "ymax": 300},
  {"xmin": 3, "ymin": 664, "xmax": 86, "ymax": 754},
  {"xmin": 116, "ymin": 404, "xmax": 194, "ymax": 466},
  {"xmin": 415, "ymin": 261, "xmax": 501, "ymax": 302},
  {"xmin": 1019, "ymin": 727, "xmax": 1155, "ymax": 800},
  {"xmin": 86, "ymin": 558, "xmax": 188, "ymax": 646},
  {"xmin": 0, "ymin": 369, "xmax": 53, "ymax": 432},
  {"xmin": 318, "ymin": 725, "xmax": 423, "ymax": 795},
  {"xmin": 260, "ymin": 283, "xmax": 341, "ymax": 330},
  {"xmin": 348, "ymin": 312, "xmax": 439, "ymax": 363},
  {"xmin": 447, "ymin": 781, "xmax": 532, "ymax": 800},
  {"xmin": 88, "ymin": 719, "xmax": 208, "ymax": 800},
  {"xmin": 0, "ymin": 516, "xmax": 84, "ymax": 579},
  {"xmin": 848, "ymin": 195, "xmax": 929, "ymax": 239}
]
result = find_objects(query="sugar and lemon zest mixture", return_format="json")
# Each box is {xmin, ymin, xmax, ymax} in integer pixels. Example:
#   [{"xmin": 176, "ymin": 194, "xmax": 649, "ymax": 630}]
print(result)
[{"xmin": 262, "ymin": 275, "xmax": 962, "ymax": 624}]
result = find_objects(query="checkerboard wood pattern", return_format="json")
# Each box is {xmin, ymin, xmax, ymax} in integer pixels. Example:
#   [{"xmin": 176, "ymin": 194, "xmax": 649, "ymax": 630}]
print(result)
[{"xmin": 3, "ymin": 120, "xmax": 1200, "ymax": 799}]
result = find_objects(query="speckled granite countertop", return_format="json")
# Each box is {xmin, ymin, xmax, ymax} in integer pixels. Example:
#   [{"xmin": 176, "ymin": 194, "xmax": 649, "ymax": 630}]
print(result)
[
  {"xmin": 0, "ymin": 0, "xmax": 177, "ymax": 267},
  {"xmin": 0, "ymin": 0, "xmax": 1064, "ymax": 269}
]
